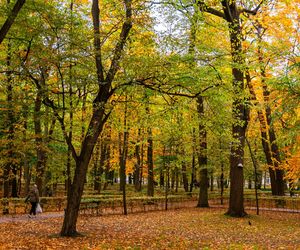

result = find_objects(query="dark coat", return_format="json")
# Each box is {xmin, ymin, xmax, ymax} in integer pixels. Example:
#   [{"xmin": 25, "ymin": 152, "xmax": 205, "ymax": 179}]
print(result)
[{"xmin": 25, "ymin": 187, "xmax": 39, "ymax": 203}]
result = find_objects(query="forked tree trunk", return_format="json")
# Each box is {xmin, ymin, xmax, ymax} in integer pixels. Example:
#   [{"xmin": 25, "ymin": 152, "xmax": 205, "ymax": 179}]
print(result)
[
  {"xmin": 60, "ymin": 0, "xmax": 132, "ymax": 235},
  {"xmin": 247, "ymin": 68, "xmax": 285, "ymax": 196},
  {"xmin": 261, "ymin": 77, "xmax": 285, "ymax": 195},
  {"xmin": 61, "ymin": 107, "xmax": 107, "ymax": 236}
]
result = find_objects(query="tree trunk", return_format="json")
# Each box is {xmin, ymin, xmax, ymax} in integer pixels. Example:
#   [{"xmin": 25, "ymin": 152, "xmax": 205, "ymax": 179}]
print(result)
[
  {"xmin": 103, "ymin": 127, "xmax": 112, "ymax": 190},
  {"xmin": 220, "ymin": 163, "xmax": 224, "ymax": 205},
  {"xmin": 198, "ymin": 168, "xmax": 209, "ymax": 207},
  {"xmin": 3, "ymin": 37, "xmax": 14, "ymax": 198},
  {"xmin": 247, "ymin": 71, "xmax": 284, "ymax": 195},
  {"xmin": 181, "ymin": 152, "xmax": 189, "ymax": 192},
  {"xmin": 93, "ymin": 142, "xmax": 101, "ymax": 192},
  {"xmin": 119, "ymin": 96, "xmax": 129, "ymax": 213},
  {"xmin": 210, "ymin": 171, "xmax": 214, "ymax": 191},
  {"xmin": 134, "ymin": 129, "xmax": 142, "ymax": 191},
  {"xmin": 257, "ymin": 26, "xmax": 285, "ymax": 195},
  {"xmin": 147, "ymin": 127, "xmax": 154, "ymax": 196},
  {"xmin": 60, "ymin": 0, "xmax": 132, "ymax": 236},
  {"xmin": 224, "ymin": 5, "xmax": 248, "ymax": 217},
  {"xmin": 0, "ymin": 0, "xmax": 26, "ymax": 44},
  {"xmin": 197, "ymin": 96, "xmax": 209, "ymax": 208},
  {"xmin": 190, "ymin": 128, "xmax": 196, "ymax": 192},
  {"xmin": 61, "ymin": 106, "xmax": 107, "ymax": 236},
  {"xmin": 66, "ymin": 64, "xmax": 74, "ymax": 195},
  {"xmin": 34, "ymin": 88, "xmax": 47, "ymax": 194},
  {"xmin": 263, "ymin": 85, "xmax": 285, "ymax": 195}
]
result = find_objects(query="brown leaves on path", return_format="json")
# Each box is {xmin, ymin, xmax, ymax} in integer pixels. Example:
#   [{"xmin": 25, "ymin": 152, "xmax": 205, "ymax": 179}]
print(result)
[{"xmin": 0, "ymin": 208, "xmax": 299, "ymax": 249}]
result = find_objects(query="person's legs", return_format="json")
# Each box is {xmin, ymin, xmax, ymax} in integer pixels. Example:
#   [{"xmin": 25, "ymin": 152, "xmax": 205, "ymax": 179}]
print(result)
[{"xmin": 29, "ymin": 202, "xmax": 37, "ymax": 215}]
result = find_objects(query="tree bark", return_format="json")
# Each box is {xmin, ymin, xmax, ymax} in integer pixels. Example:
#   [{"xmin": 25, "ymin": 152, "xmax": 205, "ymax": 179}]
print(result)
[
  {"xmin": 134, "ymin": 129, "xmax": 142, "ymax": 191},
  {"xmin": 60, "ymin": 0, "xmax": 132, "ymax": 236},
  {"xmin": 246, "ymin": 66, "xmax": 285, "ymax": 196},
  {"xmin": 147, "ymin": 127, "xmax": 154, "ymax": 196},
  {"xmin": 190, "ymin": 128, "xmax": 196, "ymax": 192},
  {"xmin": 34, "ymin": 87, "xmax": 47, "ymax": 194},
  {"xmin": 260, "ymin": 65, "xmax": 285, "ymax": 195},
  {"xmin": 93, "ymin": 142, "xmax": 102, "ymax": 192},
  {"xmin": 196, "ymin": 0, "xmax": 249, "ymax": 216},
  {"xmin": 224, "ymin": 3, "xmax": 248, "ymax": 217},
  {"xmin": 181, "ymin": 148, "xmax": 189, "ymax": 192},
  {"xmin": 197, "ymin": 96, "xmax": 209, "ymax": 207},
  {"xmin": 119, "ymin": 99, "xmax": 129, "ymax": 215},
  {"xmin": 0, "ymin": 0, "xmax": 26, "ymax": 44},
  {"xmin": 3, "ymin": 37, "xmax": 15, "ymax": 198},
  {"xmin": 61, "ymin": 106, "xmax": 108, "ymax": 236}
]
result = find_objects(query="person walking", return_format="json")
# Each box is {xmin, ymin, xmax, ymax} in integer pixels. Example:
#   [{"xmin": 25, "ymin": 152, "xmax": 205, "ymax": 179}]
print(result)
[{"xmin": 25, "ymin": 184, "xmax": 39, "ymax": 218}]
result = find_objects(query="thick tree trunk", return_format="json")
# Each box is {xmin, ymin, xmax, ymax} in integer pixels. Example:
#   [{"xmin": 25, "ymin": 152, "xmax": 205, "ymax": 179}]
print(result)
[
  {"xmin": 196, "ymin": 96, "xmax": 209, "ymax": 207},
  {"xmin": 198, "ymin": 168, "xmax": 209, "ymax": 207},
  {"xmin": 225, "ymin": 8, "xmax": 248, "ymax": 217},
  {"xmin": 61, "ymin": 108, "xmax": 107, "ymax": 236}
]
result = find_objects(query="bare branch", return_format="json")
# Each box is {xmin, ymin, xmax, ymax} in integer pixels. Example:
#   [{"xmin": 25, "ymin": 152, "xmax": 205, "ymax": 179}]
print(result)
[
  {"xmin": 0, "ymin": 0, "xmax": 26, "ymax": 44},
  {"xmin": 240, "ymin": 0, "xmax": 264, "ymax": 16},
  {"xmin": 197, "ymin": 0, "xmax": 225, "ymax": 19},
  {"xmin": 22, "ymin": 64, "xmax": 79, "ymax": 161},
  {"xmin": 42, "ymin": 97, "xmax": 79, "ymax": 162},
  {"xmin": 119, "ymin": 77, "xmax": 221, "ymax": 99}
]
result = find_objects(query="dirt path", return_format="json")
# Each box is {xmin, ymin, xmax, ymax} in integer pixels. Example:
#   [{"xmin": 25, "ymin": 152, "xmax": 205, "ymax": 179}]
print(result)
[
  {"xmin": 0, "ymin": 201, "xmax": 298, "ymax": 224},
  {"xmin": 0, "ymin": 212, "xmax": 64, "ymax": 223}
]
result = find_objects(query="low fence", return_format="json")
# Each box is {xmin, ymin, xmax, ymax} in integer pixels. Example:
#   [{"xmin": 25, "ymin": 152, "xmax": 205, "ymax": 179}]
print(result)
[
  {"xmin": 0, "ymin": 195, "xmax": 198, "ymax": 215},
  {"xmin": 209, "ymin": 195, "xmax": 300, "ymax": 213},
  {"xmin": 0, "ymin": 194, "xmax": 299, "ymax": 216}
]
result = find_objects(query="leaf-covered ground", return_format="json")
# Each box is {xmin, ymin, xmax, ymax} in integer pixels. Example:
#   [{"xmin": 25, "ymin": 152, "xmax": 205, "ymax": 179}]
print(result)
[{"xmin": 0, "ymin": 208, "xmax": 299, "ymax": 249}]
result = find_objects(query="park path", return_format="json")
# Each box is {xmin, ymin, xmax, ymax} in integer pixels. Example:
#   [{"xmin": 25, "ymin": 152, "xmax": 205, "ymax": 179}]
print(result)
[
  {"xmin": 0, "ymin": 211, "xmax": 64, "ymax": 223},
  {"xmin": 0, "ymin": 202, "xmax": 298, "ymax": 224}
]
